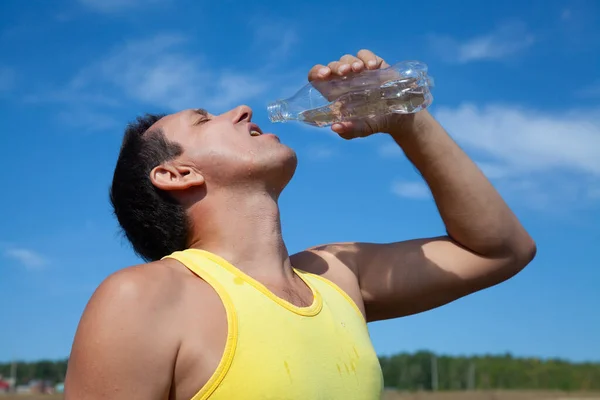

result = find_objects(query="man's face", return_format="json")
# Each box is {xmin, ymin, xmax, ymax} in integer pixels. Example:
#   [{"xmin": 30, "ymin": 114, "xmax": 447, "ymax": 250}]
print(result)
[{"xmin": 152, "ymin": 105, "xmax": 297, "ymax": 191}]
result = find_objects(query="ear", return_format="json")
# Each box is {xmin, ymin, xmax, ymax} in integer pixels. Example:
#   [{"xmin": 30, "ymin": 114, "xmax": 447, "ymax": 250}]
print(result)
[{"xmin": 150, "ymin": 163, "xmax": 205, "ymax": 191}]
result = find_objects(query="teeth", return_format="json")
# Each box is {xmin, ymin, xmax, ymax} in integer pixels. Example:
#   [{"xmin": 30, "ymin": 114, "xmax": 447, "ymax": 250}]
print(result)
[{"xmin": 250, "ymin": 130, "xmax": 261, "ymax": 136}]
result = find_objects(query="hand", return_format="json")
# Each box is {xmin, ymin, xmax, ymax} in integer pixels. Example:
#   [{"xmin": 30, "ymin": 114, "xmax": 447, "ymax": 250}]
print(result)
[{"xmin": 307, "ymin": 49, "xmax": 406, "ymax": 139}]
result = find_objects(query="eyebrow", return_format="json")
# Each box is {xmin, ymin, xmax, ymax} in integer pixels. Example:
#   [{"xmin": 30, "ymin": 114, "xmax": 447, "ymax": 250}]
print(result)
[{"xmin": 193, "ymin": 108, "xmax": 208, "ymax": 116}]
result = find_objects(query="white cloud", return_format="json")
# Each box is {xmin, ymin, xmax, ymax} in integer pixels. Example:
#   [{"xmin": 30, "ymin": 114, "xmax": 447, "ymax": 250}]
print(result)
[
  {"xmin": 3, "ymin": 248, "xmax": 48, "ymax": 270},
  {"xmin": 429, "ymin": 21, "xmax": 535, "ymax": 63},
  {"xmin": 75, "ymin": 34, "xmax": 268, "ymax": 111},
  {"xmin": 95, "ymin": 34, "xmax": 211, "ymax": 109},
  {"xmin": 101, "ymin": 34, "xmax": 268, "ymax": 111},
  {"xmin": 474, "ymin": 161, "xmax": 512, "ymax": 180},
  {"xmin": 78, "ymin": 0, "xmax": 166, "ymax": 13},
  {"xmin": 0, "ymin": 66, "xmax": 16, "ymax": 92},
  {"xmin": 29, "ymin": 33, "xmax": 276, "ymax": 121},
  {"xmin": 22, "ymin": 17, "xmax": 304, "ymax": 130},
  {"xmin": 391, "ymin": 181, "xmax": 431, "ymax": 200},
  {"xmin": 430, "ymin": 103, "xmax": 600, "ymax": 211},
  {"xmin": 384, "ymin": 104, "xmax": 600, "ymax": 210},
  {"xmin": 435, "ymin": 104, "xmax": 600, "ymax": 176}
]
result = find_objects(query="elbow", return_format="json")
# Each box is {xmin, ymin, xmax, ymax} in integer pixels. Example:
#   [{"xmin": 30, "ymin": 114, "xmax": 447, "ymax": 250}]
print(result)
[
  {"xmin": 504, "ymin": 234, "xmax": 537, "ymax": 278},
  {"xmin": 522, "ymin": 236, "xmax": 537, "ymax": 264},
  {"xmin": 479, "ymin": 236, "xmax": 536, "ymax": 291},
  {"xmin": 515, "ymin": 229, "xmax": 537, "ymax": 264}
]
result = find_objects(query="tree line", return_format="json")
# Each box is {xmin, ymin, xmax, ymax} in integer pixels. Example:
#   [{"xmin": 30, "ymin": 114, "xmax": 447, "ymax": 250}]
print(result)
[
  {"xmin": 0, "ymin": 360, "xmax": 67, "ymax": 386},
  {"xmin": 1, "ymin": 351, "xmax": 599, "ymax": 390},
  {"xmin": 379, "ymin": 351, "xmax": 600, "ymax": 391}
]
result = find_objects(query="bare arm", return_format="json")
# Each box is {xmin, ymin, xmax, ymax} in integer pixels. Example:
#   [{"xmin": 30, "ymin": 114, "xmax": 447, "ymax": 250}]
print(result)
[
  {"xmin": 304, "ymin": 50, "xmax": 536, "ymax": 322},
  {"xmin": 390, "ymin": 111, "xmax": 535, "ymax": 260},
  {"xmin": 313, "ymin": 111, "xmax": 536, "ymax": 322},
  {"xmin": 65, "ymin": 266, "xmax": 180, "ymax": 400}
]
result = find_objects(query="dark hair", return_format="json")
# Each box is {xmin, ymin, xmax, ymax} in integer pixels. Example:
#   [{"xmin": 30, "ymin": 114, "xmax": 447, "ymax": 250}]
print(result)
[{"xmin": 109, "ymin": 113, "xmax": 190, "ymax": 262}]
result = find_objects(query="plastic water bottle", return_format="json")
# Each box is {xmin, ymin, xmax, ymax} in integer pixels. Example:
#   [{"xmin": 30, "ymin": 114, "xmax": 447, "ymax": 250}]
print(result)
[{"xmin": 267, "ymin": 61, "xmax": 434, "ymax": 127}]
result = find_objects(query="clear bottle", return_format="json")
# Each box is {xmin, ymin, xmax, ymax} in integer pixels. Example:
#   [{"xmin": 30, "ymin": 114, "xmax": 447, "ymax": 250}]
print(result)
[{"xmin": 267, "ymin": 61, "xmax": 434, "ymax": 127}]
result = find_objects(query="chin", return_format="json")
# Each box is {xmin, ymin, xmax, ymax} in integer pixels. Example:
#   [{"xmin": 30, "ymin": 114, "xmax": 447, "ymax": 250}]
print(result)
[
  {"xmin": 282, "ymin": 145, "xmax": 298, "ymax": 169},
  {"xmin": 265, "ymin": 148, "xmax": 297, "ymax": 192}
]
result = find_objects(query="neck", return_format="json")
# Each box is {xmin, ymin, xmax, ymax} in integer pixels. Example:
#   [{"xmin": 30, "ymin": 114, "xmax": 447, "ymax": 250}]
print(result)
[{"xmin": 187, "ymin": 189, "xmax": 294, "ymax": 283}]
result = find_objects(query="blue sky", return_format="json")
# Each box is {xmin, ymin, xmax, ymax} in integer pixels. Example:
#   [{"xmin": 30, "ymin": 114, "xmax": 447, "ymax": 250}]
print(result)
[{"xmin": 1, "ymin": 0, "xmax": 599, "ymax": 363}]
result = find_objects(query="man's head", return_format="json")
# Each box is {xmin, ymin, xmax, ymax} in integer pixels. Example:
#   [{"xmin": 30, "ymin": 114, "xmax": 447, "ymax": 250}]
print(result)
[{"xmin": 110, "ymin": 105, "xmax": 297, "ymax": 262}]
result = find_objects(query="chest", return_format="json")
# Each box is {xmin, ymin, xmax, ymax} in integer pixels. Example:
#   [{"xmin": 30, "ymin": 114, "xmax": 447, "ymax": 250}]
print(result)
[{"xmin": 173, "ymin": 289, "xmax": 383, "ymax": 400}]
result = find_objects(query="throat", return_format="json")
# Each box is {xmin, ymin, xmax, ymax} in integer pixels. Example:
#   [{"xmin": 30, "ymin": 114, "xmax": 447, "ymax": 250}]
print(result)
[{"xmin": 187, "ymin": 190, "xmax": 295, "ymax": 283}]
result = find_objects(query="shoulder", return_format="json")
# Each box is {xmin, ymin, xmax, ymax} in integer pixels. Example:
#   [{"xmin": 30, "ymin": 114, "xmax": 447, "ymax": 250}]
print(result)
[
  {"xmin": 83, "ymin": 257, "xmax": 218, "ymax": 322},
  {"xmin": 65, "ymin": 260, "xmax": 185, "ymax": 398},
  {"xmin": 73, "ymin": 259, "xmax": 188, "ymax": 351},
  {"xmin": 66, "ymin": 258, "xmax": 219, "ymax": 398},
  {"xmin": 89, "ymin": 259, "xmax": 184, "ymax": 312}
]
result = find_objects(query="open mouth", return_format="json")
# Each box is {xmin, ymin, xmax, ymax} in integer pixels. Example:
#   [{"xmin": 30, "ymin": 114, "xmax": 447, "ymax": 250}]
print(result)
[{"xmin": 249, "ymin": 123, "xmax": 263, "ymax": 137}]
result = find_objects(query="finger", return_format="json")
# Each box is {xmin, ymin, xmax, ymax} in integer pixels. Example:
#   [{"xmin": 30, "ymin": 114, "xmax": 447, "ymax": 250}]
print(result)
[
  {"xmin": 357, "ymin": 49, "xmax": 379, "ymax": 68},
  {"xmin": 331, "ymin": 122, "xmax": 354, "ymax": 140},
  {"xmin": 331, "ymin": 120, "xmax": 368, "ymax": 139},
  {"xmin": 308, "ymin": 64, "xmax": 331, "ymax": 81},
  {"xmin": 340, "ymin": 54, "xmax": 365, "ymax": 73},
  {"xmin": 357, "ymin": 49, "xmax": 386, "ymax": 70},
  {"xmin": 327, "ymin": 61, "xmax": 352, "ymax": 76}
]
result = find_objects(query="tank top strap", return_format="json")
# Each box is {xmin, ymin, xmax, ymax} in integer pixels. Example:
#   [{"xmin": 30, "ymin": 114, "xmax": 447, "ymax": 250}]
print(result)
[
  {"xmin": 165, "ymin": 249, "xmax": 235, "ymax": 282},
  {"xmin": 162, "ymin": 249, "xmax": 238, "ymax": 400}
]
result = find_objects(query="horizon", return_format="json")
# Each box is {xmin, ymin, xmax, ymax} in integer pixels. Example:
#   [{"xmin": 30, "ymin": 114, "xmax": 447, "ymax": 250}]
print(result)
[{"xmin": 3, "ymin": 349, "xmax": 600, "ymax": 365}]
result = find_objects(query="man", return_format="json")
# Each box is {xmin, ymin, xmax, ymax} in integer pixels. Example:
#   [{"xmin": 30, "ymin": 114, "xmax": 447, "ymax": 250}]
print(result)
[{"xmin": 65, "ymin": 50, "xmax": 536, "ymax": 399}]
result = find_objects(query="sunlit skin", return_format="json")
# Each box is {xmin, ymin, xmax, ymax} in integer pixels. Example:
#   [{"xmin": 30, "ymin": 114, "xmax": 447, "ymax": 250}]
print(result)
[{"xmin": 65, "ymin": 50, "xmax": 536, "ymax": 400}]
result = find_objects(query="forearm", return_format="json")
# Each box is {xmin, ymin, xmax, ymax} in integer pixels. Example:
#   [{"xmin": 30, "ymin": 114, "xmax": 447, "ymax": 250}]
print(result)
[{"xmin": 388, "ymin": 111, "xmax": 534, "ymax": 258}]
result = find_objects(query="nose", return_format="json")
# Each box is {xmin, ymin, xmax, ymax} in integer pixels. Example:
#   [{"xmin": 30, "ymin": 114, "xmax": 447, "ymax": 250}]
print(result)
[{"xmin": 231, "ymin": 105, "xmax": 252, "ymax": 124}]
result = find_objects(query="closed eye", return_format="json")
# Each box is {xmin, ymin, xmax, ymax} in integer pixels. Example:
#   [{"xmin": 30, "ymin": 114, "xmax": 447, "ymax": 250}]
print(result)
[
  {"xmin": 193, "ymin": 108, "xmax": 210, "ymax": 125},
  {"xmin": 193, "ymin": 116, "xmax": 209, "ymax": 125}
]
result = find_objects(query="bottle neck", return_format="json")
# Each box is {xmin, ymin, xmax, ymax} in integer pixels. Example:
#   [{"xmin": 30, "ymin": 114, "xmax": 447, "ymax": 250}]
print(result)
[{"xmin": 267, "ymin": 101, "xmax": 290, "ymax": 123}]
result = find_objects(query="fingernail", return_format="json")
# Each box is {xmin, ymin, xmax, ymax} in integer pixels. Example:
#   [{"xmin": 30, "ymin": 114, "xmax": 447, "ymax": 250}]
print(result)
[
  {"xmin": 352, "ymin": 62, "xmax": 362, "ymax": 70},
  {"xmin": 319, "ymin": 67, "xmax": 329, "ymax": 76},
  {"xmin": 368, "ymin": 60, "xmax": 377, "ymax": 68},
  {"xmin": 339, "ymin": 65, "xmax": 350, "ymax": 74}
]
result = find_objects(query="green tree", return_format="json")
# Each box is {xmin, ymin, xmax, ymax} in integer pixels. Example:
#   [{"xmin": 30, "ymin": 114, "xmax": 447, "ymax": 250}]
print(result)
[{"xmin": 377, "ymin": 352, "xmax": 600, "ymax": 391}]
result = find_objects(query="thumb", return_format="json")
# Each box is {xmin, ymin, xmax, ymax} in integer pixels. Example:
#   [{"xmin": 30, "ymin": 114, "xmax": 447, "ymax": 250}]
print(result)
[{"xmin": 331, "ymin": 119, "xmax": 377, "ymax": 139}]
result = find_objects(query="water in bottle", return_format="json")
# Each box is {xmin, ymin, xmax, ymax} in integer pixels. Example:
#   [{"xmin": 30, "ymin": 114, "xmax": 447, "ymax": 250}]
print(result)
[{"xmin": 267, "ymin": 61, "xmax": 434, "ymax": 127}]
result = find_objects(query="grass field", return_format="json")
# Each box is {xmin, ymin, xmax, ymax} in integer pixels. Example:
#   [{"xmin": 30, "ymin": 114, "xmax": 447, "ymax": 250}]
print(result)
[{"xmin": 2, "ymin": 392, "xmax": 600, "ymax": 400}]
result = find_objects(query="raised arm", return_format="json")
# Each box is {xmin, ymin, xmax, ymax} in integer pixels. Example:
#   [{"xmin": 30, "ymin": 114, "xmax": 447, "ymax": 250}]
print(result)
[
  {"xmin": 304, "ymin": 50, "xmax": 536, "ymax": 322},
  {"xmin": 65, "ymin": 266, "xmax": 180, "ymax": 400}
]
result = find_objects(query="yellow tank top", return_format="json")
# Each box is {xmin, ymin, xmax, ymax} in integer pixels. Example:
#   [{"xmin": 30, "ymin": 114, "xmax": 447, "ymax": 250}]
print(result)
[{"xmin": 164, "ymin": 248, "xmax": 383, "ymax": 400}]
